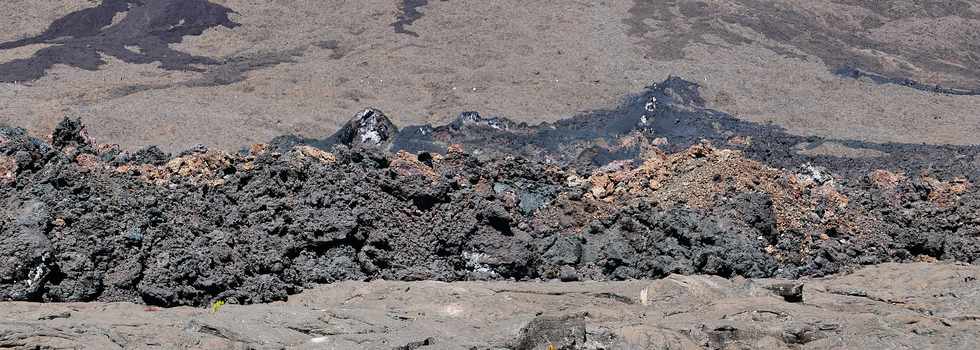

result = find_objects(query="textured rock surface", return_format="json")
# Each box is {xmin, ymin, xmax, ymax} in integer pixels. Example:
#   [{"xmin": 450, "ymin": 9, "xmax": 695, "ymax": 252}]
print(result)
[
  {"xmin": 2, "ymin": 82, "xmax": 978, "ymax": 306},
  {"xmin": 1, "ymin": 263, "xmax": 978, "ymax": 349}
]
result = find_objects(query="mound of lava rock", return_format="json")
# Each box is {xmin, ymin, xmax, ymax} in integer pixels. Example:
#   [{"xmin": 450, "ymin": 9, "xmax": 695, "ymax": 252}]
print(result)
[{"xmin": 1, "ymin": 111, "xmax": 977, "ymax": 307}]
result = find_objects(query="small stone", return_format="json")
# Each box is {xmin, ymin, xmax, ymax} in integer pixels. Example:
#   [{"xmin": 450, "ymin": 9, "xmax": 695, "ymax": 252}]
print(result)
[
  {"xmin": 559, "ymin": 266, "xmax": 579, "ymax": 282},
  {"xmin": 514, "ymin": 313, "xmax": 587, "ymax": 350},
  {"xmin": 766, "ymin": 282, "xmax": 804, "ymax": 303},
  {"xmin": 38, "ymin": 311, "xmax": 71, "ymax": 320}
]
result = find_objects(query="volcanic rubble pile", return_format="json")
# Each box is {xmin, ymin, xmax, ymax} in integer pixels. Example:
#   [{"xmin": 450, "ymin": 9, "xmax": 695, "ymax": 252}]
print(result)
[{"xmin": 1, "ymin": 78, "xmax": 979, "ymax": 307}]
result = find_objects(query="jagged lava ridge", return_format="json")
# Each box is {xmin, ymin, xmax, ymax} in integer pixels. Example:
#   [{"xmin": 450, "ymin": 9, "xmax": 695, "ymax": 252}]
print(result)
[{"xmin": 1, "ymin": 78, "xmax": 977, "ymax": 306}]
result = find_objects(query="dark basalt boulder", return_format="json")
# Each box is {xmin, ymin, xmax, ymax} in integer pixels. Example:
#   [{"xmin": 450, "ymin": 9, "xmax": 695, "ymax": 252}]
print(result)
[{"xmin": 327, "ymin": 108, "xmax": 399, "ymax": 150}]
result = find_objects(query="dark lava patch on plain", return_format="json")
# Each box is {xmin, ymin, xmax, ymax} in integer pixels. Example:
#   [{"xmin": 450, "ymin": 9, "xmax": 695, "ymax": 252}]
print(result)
[
  {"xmin": 278, "ymin": 76, "xmax": 980, "ymax": 182},
  {"xmin": 392, "ymin": 0, "xmax": 430, "ymax": 37},
  {"xmin": 0, "ymin": 0, "xmax": 297, "ymax": 87},
  {"xmin": 835, "ymin": 66, "xmax": 980, "ymax": 96},
  {"xmin": 625, "ymin": 0, "xmax": 980, "ymax": 94},
  {"xmin": 0, "ymin": 0, "xmax": 236, "ymax": 82}
]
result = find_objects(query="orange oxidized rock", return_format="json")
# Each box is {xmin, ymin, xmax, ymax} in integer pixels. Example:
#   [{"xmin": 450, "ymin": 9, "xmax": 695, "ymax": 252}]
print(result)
[
  {"xmin": 389, "ymin": 151, "xmax": 439, "ymax": 181},
  {"xmin": 0, "ymin": 155, "xmax": 16, "ymax": 184}
]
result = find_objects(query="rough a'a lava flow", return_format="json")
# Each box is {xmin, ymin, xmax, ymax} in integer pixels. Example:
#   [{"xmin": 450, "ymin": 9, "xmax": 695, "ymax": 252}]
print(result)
[{"xmin": 1, "ymin": 77, "xmax": 979, "ymax": 307}]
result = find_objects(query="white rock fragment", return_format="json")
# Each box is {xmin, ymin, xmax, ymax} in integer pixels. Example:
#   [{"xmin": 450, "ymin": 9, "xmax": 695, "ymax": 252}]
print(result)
[
  {"xmin": 310, "ymin": 336, "xmax": 329, "ymax": 344},
  {"xmin": 645, "ymin": 96, "xmax": 658, "ymax": 112},
  {"xmin": 360, "ymin": 130, "xmax": 382, "ymax": 144}
]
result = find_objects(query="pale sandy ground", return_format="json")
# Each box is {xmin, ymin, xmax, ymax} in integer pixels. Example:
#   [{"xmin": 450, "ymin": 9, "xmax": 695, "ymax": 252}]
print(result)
[
  {"xmin": 1, "ymin": 0, "xmax": 978, "ymax": 152},
  {"xmin": 1, "ymin": 263, "xmax": 979, "ymax": 349}
]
